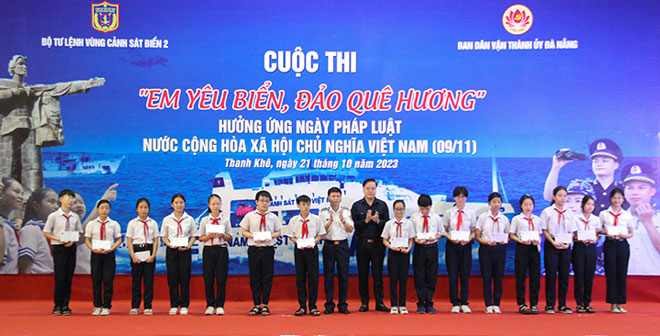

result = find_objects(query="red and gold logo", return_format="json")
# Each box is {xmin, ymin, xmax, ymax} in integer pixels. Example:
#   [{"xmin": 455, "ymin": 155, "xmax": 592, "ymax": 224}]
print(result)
[
  {"xmin": 502, "ymin": 5, "xmax": 532, "ymax": 35},
  {"xmin": 92, "ymin": 2, "xmax": 119, "ymax": 33}
]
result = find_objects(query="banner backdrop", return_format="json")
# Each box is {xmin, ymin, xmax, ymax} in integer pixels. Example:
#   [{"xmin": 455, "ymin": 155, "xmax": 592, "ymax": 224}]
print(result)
[{"xmin": 1, "ymin": 1, "xmax": 659, "ymax": 276}]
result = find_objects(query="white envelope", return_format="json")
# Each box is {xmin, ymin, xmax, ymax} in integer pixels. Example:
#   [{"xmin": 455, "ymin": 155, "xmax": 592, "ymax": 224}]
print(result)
[
  {"xmin": 607, "ymin": 226, "xmax": 628, "ymax": 236},
  {"xmin": 416, "ymin": 232, "xmax": 433, "ymax": 240},
  {"xmin": 451, "ymin": 230, "xmax": 470, "ymax": 242},
  {"xmin": 254, "ymin": 231, "xmax": 272, "ymax": 242},
  {"xmin": 578, "ymin": 230, "xmax": 597, "ymax": 242},
  {"xmin": 390, "ymin": 237, "xmax": 409, "ymax": 248},
  {"xmin": 491, "ymin": 232, "xmax": 508, "ymax": 243},
  {"xmin": 520, "ymin": 231, "xmax": 540, "ymax": 242},
  {"xmin": 60, "ymin": 231, "xmax": 79, "ymax": 242},
  {"xmin": 554, "ymin": 233, "xmax": 573, "ymax": 244},
  {"xmin": 92, "ymin": 239, "xmax": 112, "ymax": 250},
  {"xmin": 170, "ymin": 237, "xmax": 189, "ymax": 247},
  {"xmin": 297, "ymin": 238, "xmax": 315, "ymax": 249},
  {"xmin": 206, "ymin": 224, "xmax": 225, "ymax": 234},
  {"xmin": 135, "ymin": 250, "xmax": 151, "ymax": 262}
]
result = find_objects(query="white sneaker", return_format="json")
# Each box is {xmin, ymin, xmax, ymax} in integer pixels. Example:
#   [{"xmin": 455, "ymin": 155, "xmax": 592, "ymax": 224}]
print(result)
[
  {"xmin": 493, "ymin": 306, "xmax": 502, "ymax": 314},
  {"xmin": 485, "ymin": 306, "xmax": 494, "ymax": 314},
  {"xmin": 205, "ymin": 306, "xmax": 215, "ymax": 315},
  {"xmin": 611, "ymin": 304, "xmax": 621, "ymax": 313},
  {"xmin": 169, "ymin": 307, "xmax": 178, "ymax": 315},
  {"xmin": 100, "ymin": 308, "xmax": 110, "ymax": 316},
  {"xmin": 451, "ymin": 306, "xmax": 460, "ymax": 313},
  {"xmin": 92, "ymin": 307, "xmax": 102, "ymax": 316},
  {"xmin": 617, "ymin": 305, "xmax": 627, "ymax": 313},
  {"xmin": 144, "ymin": 309, "xmax": 153, "ymax": 315},
  {"xmin": 390, "ymin": 307, "xmax": 399, "ymax": 314},
  {"xmin": 461, "ymin": 305, "xmax": 472, "ymax": 313},
  {"xmin": 129, "ymin": 308, "xmax": 139, "ymax": 315},
  {"xmin": 399, "ymin": 307, "xmax": 408, "ymax": 314},
  {"xmin": 215, "ymin": 307, "xmax": 225, "ymax": 315},
  {"xmin": 180, "ymin": 307, "xmax": 188, "ymax": 315}
]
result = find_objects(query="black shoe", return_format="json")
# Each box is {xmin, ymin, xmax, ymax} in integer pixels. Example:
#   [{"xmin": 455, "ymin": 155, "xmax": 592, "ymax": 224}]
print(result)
[
  {"xmin": 294, "ymin": 307, "xmax": 306, "ymax": 316},
  {"xmin": 62, "ymin": 307, "xmax": 72, "ymax": 316},
  {"xmin": 576, "ymin": 305, "xmax": 587, "ymax": 313},
  {"xmin": 52, "ymin": 306, "xmax": 62, "ymax": 316},
  {"xmin": 324, "ymin": 308, "xmax": 333, "ymax": 314},
  {"xmin": 359, "ymin": 304, "xmax": 368, "ymax": 312},
  {"xmin": 585, "ymin": 305, "xmax": 595, "ymax": 313},
  {"xmin": 338, "ymin": 308, "xmax": 350, "ymax": 314},
  {"xmin": 375, "ymin": 303, "xmax": 389, "ymax": 312}
]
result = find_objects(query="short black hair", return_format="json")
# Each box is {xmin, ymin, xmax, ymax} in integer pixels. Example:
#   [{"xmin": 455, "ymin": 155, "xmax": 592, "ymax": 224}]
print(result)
[
  {"xmin": 296, "ymin": 195, "xmax": 311, "ymax": 204},
  {"xmin": 581, "ymin": 195, "xmax": 595, "ymax": 210},
  {"xmin": 610, "ymin": 188, "xmax": 624, "ymax": 200},
  {"xmin": 550, "ymin": 186, "xmax": 567, "ymax": 205},
  {"xmin": 327, "ymin": 187, "xmax": 342, "ymax": 197},
  {"xmin": 417, "ymin": 194, "xmax": 432, "ymax": 207},
  {"xmin": 393, "ymin": 199, "xmax": 405, "ymax": 209},
  {"xmin": 59, "ymin": 189, "xmax": 76, "ymax": 198},
  {"xmin": 488, "ymin": 192, "xmax": 503, "ymax": 203},
  {"xmin": 136, "ymin": 198, "xmax": 150, "ymax": 209},
  {"xmin": 519, "ymin": 194, "xmax": 535, "ymax": 207},
  {"xmin": 96, "ymin": 199, "xmax": 111, "ymax": 209},
  {"xmin": 255, "ymin": 190, "xmax": 272, "ymax": 201},
  {"xmin": 453, "ymin": 186, "xmax": 468, "ymax": 198},
  {"xmin": 362, "ymin": 178, "xmax": 377, "ymax": 187},
  {"xmin": 171, "ymin": 193, "xmax": 186, "ymax": 203}
]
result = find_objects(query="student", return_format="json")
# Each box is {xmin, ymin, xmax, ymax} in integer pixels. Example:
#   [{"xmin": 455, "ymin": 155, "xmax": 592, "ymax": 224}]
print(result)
[
  {"xmin": 18, "ymin": 188, "xmax": 59, "ymax": 274},
  {"xmin": 198, "ymin": 194, "xmax": 232, "ymax": 315},
  {"xmin": 622, "ymin": 163, "xmax": 660, "ymax": 275},
  {"xmin": 126, "ymin": 198, "xmax": 159, "ymax": 315},
  {"xmin": 351, "ymin": 178, "xmax": 390, "ymax": 312},
  {"xmin": 382, "ymin": 200, "xmax": 415, "ymax": 314},
  {"xmin": 85, "ymin": 200, "xmax": 122, "ymax": 316},
  {"xmin": 572, "ymin": 195, "xmax": 600, "ymax": 313},
  {"xmin": 475, "ymin": 192, "xmax": 510, "ymax": 314},
  {"xmin": 541, "ymin": 186, "xmax": 576, "ymax": 314},
  {"xmin": 160, "ymin": 193, "xmax": 197, "ymax": 315},
  {"xmin": 1, "ymin": 176, "xmax": 23, "ymax": 274},
  {"xmin": 509, "ymin": 194, "xmax": 542, "ymax": 315},
  {"xmin": 599, "ymin": 188, "xmax": 634, "ymax": 313},
  {"xmin": 43, "ymin": 189, "xmax": 83, "ymax": 316},
  {"xmin": 319, "ymin": 187, "xmax": 354, "ymax": 314},
  {"xmin": 411, "ymin": 194, "xmax": 444, "ymax": 314},
  {"xmin": 442, "ymin": 186, "xmax": 476, "ymax": 313},
  {"xmin": 240, "ymin": 190, "xmax": 282, "ymax": 316},
  {"xmin": 286, "ymin": 195, "xmax": 326, "ymax": 316}
]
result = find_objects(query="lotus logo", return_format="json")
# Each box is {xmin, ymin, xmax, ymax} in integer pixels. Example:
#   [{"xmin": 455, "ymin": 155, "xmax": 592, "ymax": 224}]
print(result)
[{"xmin": 502, "ymin": 5, "xmax": 533, "ymax": 35}]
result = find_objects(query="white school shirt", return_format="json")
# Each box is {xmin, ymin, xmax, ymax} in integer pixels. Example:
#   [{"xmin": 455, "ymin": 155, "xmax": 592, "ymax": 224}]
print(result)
[
  {"xmin": 239, "ymin": 210, "xmax": 282, "ymax": 247},
  {"xmin": 18, "ymin": 219, "xmax": 54, "ymax": 274},
  {"xmin": 598, "ymin": 207, "xmax": 634, "ymax": 234},
  {"xmin": 160, "ymin": 212, "xmax": 197, "ymax": 241},
  {"xmin": 319, "ymin": 206, "xmax": 353, "ymax": 241},
  {"xmin": 381, "ymin": 218, "xmax": 415, "ymax": 242},
  {"xmin": 541, "ymin": 205, "xmax": 577, "ymax": 238},
  {"xmin": 476, "ymin": 211, "xmax": 510, "ymax": 242},
  {"xmin": 1, "ymin": 219, "xmax": 18, "ymax": 274},
  {"xmin": 85, "ymin": 217, "xmax": 122, "ymax": 242},
  {"xmin": 286, "ymin": 213, "xmax": 326, "ymax": 240},
  {"xmin": 198, "ymin": 213, "xmax": 232, "ymax": 246},
  {"xmin": 126, "ymin": 216, "xmax": 160, "ymax": 245},
  {"xmin": 442, "ymin": 206, "xmax": 476, "ymax": 233},
  {"xmin": 573, "ymin": 213, "xmax": 602, "ymax": 241},
  {"xmin": 510, "ymin": 213, "xmax": 542, "ymax": 238},
  {"xmin": 43, "ymin": 208, "xmax": 82, "ymax": 245},
  {"xmin": 628, "ymin": 212, "xmax": 660, "ymax": 275},
  {"xmin": 410, "ymin": 212, "xmax": 445, "ymax": 244}
]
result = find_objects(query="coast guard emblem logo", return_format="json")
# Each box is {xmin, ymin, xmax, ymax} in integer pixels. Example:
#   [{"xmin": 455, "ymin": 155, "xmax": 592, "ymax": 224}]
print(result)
[
  {"xmin": 631, "ymin": 165, "xmax": 642, "ymax": 174},
  {"xmin": 596, "ymin": 142, "xmax": 606, "ymax": 150},
  {"xmin": 502, "ymin": 5, "xmax": 533, "ymax": 35},
  {"xmin": 92, "ymin": 2, "xmax": 119, "ymax": 33}
]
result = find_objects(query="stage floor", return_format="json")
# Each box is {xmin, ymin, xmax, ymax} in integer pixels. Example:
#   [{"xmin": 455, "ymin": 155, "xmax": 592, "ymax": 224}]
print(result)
[{"xmin": 3, "ymin": 299, "xmax": 660, "ymax": 335}]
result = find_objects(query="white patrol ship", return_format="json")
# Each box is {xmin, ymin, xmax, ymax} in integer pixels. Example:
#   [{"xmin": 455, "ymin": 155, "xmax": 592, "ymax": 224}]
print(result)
[{"xmin": 42, "ymin": 152, "xmax": 124, "ymax": 178}]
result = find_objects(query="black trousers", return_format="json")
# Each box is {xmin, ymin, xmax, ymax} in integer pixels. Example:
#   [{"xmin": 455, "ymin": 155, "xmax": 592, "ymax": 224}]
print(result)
[
  {"xmin": 478, "ymin": 244, "xmax": 506, "ymax": 307},
  {"xmin": 388, "ymin": 250, "xmax": 410, "ymax": 307},
  {"xmin": 515, "ymin": 243, "xmax": 540, "ymax": 306},
  {"xmin": 131, "ymin": 245, "xmax": 155, "ymax": 309},
  {"xmin": 295, "ymin": 246, "xmax": 319, "ymax": 310},
  {"xmin": 413, "ymin": 243, "xmax": 438, "ymax": 308},
  {"xmin": 572, "ymin": 242, "xmax": 597, "ymax": 306},
  {"xmin": 604, "ymin": 239, "xmax": 629, "ymax": 304},
  {"xmin": 91, "ymin": 251, "xmax": 116, "ymax": 309},
  {"xmin": 356, "ymin": 238, "xmax": 385, "ymax": 306},
  {"xmin": 53, "ymin": 244, "xmax": 77, "ymax": 308},
  {"xmin": 544, "ymin": 240, "xmax": 571, "ymax": 307},
  {"xmin": 166, "ymin": 247, "xmax": 191, "ymax": 308},
  {"xmin": 445, "ymin": 241, "xmax": 472, "ymax": 306},
  {"xmin": 203, "ymin": 245, "xmax": 229, "ymax": 308},
  {"xmin": 248, "ymin": 246, "xmax": 275, "ymax": 306},
  {"xmin": 323, "ymin": 240, "xmax": 350, "ymax": 311}
]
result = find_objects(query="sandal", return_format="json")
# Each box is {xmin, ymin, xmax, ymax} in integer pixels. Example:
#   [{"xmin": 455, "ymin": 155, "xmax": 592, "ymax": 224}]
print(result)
[
  {"xmin": 519, "ymin": 304, "xmax": 531, "ymax": 314},
  {"xmin": 311, "ymin": 309, "xmax": 321, "ymax": 316},
  {"xmin": 530, "ymin": 306, "xmax": 540, "ymax": 314},
  {"xmin": 295, "ymin": 308, "xmax": 306, "ymax": 316},
  {"xmin": 261, "ymin": 305, "xmax": 270, "ymax": 316},
  {"xmin": 249, "ymin": 306, "xmax": 260, "ymax": 315},
  {"xmin": 585, "ymin": 305, "xmax": 595, "ymax": 313}
]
